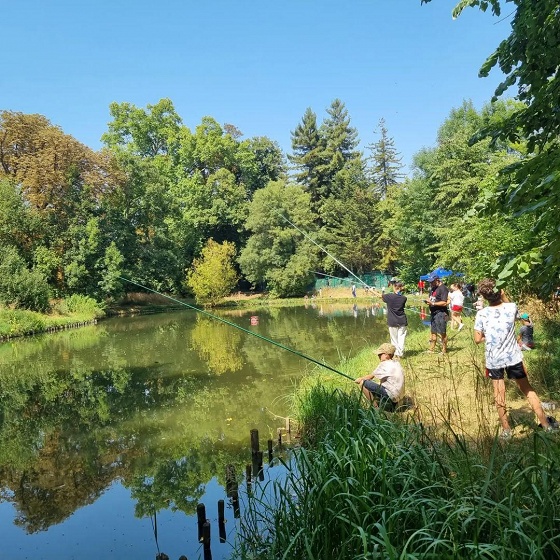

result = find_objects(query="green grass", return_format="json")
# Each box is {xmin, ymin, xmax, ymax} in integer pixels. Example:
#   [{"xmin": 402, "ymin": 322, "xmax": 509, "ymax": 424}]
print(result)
[
  {"xmin": 237, "ymin": 386, "xmax": 560, "ymax": 559},
  {"xmin": 0, "ymin": 296, "xmax": 104, "ymax": 338}
]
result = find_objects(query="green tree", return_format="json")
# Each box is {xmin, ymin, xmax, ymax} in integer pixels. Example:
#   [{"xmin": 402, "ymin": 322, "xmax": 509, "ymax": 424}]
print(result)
[
  {"xmin": 422, "ymin": 0, "xmax": 560, "ymax": 294},
  {"xmin": 101, "ymin": 98, "xmax": 182, "ymax": 159},
  {"xmin": 367, "ymin": 118, "xmax": 404, "ymax": 199},
  {"xmin": 289, "ymin": 107, "xmax": 326, "ymax": 208},
  {"xmin": 239, "ymin": 180, "xmax": 318, "ymax": 297},
  {"xmin": 186, "ymin": 239, "xmax": 239, "ymax": 305},
  {"xmin": 319, "ymin": 185, "xmax": 381, "ymax": 275},
  {"xmin": 0, "ymin": 246, "xmax": 50, "ymax": 311},
  {"xmin": 382, "ymin": 100, "xmax": 527, "ymax": 285},
  {"xmin": 320, "ymin": 99, "xmax": 361, "ymax": 198}
]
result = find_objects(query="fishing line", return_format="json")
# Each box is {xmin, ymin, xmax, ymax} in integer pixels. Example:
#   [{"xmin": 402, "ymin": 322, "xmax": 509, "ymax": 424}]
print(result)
[
  {"xmin": 275, "ymin": 210, "xmax": 377, "ymax": 293},
  {"xmin": 309, "ymin": 270, "xmax": 429, "ymax": 318},
  {"xmin": 118, "ymin": 276, "xmax": 355, "ymax": 381}
]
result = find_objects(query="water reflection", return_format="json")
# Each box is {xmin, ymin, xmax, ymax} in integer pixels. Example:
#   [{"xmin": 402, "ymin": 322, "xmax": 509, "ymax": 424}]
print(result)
[{"xmin": 0, "ymin": 304, "xmax": 419, "ymax": 558}]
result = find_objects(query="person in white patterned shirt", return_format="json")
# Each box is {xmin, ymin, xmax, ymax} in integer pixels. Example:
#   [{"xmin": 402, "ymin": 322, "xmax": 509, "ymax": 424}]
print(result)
[{"xmin": 474, "ymin": 278, "xmax": 555, "ymax": 438}]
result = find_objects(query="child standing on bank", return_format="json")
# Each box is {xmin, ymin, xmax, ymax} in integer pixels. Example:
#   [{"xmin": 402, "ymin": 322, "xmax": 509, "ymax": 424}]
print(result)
[
  {"xmin": 473, "ymin": 278, "xmax": 555, "ymax": 438},
  {"xmin": 517, "ymin": 313, "xmax": 535, "ymax": 351},
  {"xmin": 449, "ymin": 283, "xmax": 465, "ymax": 331}
]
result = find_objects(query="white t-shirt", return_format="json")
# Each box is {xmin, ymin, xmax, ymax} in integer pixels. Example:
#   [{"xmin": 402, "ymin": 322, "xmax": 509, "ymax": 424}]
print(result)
[
  {"xmin": 449, "ymin": 290, "xmax": 464, "ymax": 308},
  {"xmin": 372, "ymin": 360, "xmax": 404, "ymax": 401},
  {"xmin": 474, "ymin": 302, "xmax": 523, "ymax": 369}
]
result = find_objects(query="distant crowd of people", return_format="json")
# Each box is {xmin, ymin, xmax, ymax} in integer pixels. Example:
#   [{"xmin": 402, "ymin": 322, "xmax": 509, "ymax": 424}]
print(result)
[{"xmin": 354, "ymin": 274, "xmax": 558, "ymax": 437}]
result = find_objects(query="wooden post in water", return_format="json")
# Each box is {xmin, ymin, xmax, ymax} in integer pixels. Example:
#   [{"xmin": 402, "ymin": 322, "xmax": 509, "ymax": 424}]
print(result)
[
  {"xmin": 197, "ymin": 503, "xmax": 206, "ymax": 542},
  {"xmin": 277, "ymin": 427, "xmax": 283, "ymax": 447},
  {"xmin": 245, "ymin": 464, "xmax": 252, "ymax": 485},
  {"xmin": 257, "ymin": 451, "xmax": 264, "ymax": 481},
  {"xmin": 202, "ymin": 521, "xmax": 212, "ymax": 560},
  {"xmin": 250, "ymin": 429, "xmax": 259, "ymax": 456},
  {"xmin": 225, "ymin": 464, "xmax": 237, "ymax": 498},
  {"xmin": 267, "ymin": 439, "xmax": 273, "ymax": 464},
  {"xmin": 250, "ymin": 430, "xmax": 260, "ymax": 480},
  {"xmin": 218, "ymin": 499, "xmax": 226, "ymax": 543},
  {"xmin": 225, "ymin": 464, "xmax": 239, "ymax": 519},
  {"xmin": 285, "ymin": 417, "xmax": 291, "ymax": 434}
]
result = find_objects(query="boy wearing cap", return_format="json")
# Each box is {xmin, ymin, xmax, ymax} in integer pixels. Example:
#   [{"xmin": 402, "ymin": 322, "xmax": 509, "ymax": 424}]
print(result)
[
  {"xmin": 517, "ymin": 313, "xmax": 535, "ymax": 350},
  {"xmin": 354, "ymin": 343, "xmax": 404, "ymax": 411},
  {"xmin": 382, "ymin": 281, "xmax": 408, "ymax": 358},
  {"xmin": 474, "ymin": 278, "xmax": 554, "ymax": 437}
]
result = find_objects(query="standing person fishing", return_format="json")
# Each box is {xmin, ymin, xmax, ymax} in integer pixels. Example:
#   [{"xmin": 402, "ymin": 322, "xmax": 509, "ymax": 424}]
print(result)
[
  {"xmin": 474, "ymin": 278, "xmax": 556, "ymax": 438},
  {"xmin": 382, "ymin": 280, "xmax": 407, "ymax": 359},
  {"xmin": 424, "ymin": 274, "xmax": 449, "ymax": 354}
]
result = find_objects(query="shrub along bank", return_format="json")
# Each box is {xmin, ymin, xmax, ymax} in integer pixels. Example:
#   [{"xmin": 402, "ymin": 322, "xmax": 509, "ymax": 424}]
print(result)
[{"xmin": 0, "ymin": 295, "xmax": 105, "ymax": 339}]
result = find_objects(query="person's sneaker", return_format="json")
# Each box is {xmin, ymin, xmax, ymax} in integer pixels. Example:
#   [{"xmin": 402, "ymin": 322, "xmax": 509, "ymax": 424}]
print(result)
[
  {"xmin": 458, "ymin": 323, "xmax": 464, "ymax": 331},
  {"xmin": 500, "ymin": 429, "xmax": 512, "ymax": 440}
]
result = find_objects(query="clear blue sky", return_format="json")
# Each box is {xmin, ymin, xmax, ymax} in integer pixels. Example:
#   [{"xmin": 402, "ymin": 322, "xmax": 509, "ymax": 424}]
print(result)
[{"xmin": 2, "ymin": 0, "xmax": 512, "ymax": 173}]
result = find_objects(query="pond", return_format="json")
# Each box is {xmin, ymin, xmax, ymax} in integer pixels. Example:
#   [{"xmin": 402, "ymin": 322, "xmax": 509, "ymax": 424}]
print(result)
[{"xmin": 0, "ymin": 302, "xmax": 423, "ymax": 559}]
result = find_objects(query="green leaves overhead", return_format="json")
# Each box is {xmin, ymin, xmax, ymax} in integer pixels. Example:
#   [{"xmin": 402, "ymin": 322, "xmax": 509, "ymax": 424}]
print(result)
[{"xmin": 424, "ymin": 0, "xmax": 560, "ymax": 295}]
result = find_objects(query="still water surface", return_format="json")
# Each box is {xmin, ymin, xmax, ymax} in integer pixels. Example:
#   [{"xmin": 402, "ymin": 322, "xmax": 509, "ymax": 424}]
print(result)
[{"xmin": 0, "ymin": 302, "xmax": 422, "ymax": 559}]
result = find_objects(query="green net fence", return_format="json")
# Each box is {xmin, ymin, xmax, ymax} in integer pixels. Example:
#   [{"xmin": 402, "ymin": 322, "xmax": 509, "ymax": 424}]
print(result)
[{"xmin": 311, "ymin": 272, "xmax": 392, "ymax": 291}]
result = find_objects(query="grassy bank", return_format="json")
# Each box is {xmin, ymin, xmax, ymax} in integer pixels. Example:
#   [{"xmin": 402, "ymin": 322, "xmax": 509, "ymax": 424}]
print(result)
[
  {"xmin": 0, "ymin": 295, "xmax": 105, "ymax": 339},
  {"xmin": 237, "ymin": 311, "xmax": 560, "ymax": 559},
  {"xmin": 240, "ymin": 387, "xmax": 560, "ymax": 559}
]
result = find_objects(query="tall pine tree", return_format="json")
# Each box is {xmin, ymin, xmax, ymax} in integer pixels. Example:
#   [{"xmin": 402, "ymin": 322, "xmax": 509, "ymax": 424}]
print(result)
[
  {"xmin": 289, "ymin": 108, "xmax": 326, "ymax": 208},
  {"xmin": 367, "ymin": 118, "xmax": 403, "ymax": 199}
]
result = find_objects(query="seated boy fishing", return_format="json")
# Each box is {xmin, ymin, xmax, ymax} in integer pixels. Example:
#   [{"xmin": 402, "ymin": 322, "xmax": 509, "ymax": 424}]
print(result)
[{"xmin": 355, "ymin": 343, "xmax": 404, "ymax": 411}]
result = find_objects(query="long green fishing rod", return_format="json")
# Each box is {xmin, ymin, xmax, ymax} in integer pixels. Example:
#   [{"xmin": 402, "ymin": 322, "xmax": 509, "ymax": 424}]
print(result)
[
  {"xmin": 117, "ymin": 276, "xmax": 355, "ymax": 381},
  {"xmin": 310, "ymin": 270, "xmax": 430, "ymax": 318},
  {"xmin": 275, "ymin": 210, "xmax": 377, "ymax": 293}
]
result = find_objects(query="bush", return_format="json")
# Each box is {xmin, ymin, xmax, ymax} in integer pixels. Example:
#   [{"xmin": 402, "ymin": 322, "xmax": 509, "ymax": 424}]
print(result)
[
  {"xmin": 0, "ymin": 309, "xmax": 46, "ymax": 337},
  {"xmin": 54, "ymin": 294, "xmax": 105, "ymax": 318},
  {"xmin": 0, "ymin": 246, "xmax": 50, "ymax": 312}
]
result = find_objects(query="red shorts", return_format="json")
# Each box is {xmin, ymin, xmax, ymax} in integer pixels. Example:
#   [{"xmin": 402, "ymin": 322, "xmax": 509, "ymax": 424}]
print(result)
[{"xmin": 451, "ymin": 305, "xmax": 463, "ymax": 312}]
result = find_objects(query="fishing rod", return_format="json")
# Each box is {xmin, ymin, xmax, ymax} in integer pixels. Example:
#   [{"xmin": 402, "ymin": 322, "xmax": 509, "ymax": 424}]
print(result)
[
  {"xmin": 275, "ymin": 210, "xmax": 379, "ymax": 294},
  {"xmin": 309, "ymin": 270, "xmax": 430, "ymax": 318},
  {"xmin": 117, "ymin": 276, "xmax": 355, "ymax": 381}
]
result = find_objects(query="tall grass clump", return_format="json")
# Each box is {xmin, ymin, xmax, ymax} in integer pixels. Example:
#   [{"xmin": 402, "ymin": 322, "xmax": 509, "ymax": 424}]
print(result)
[
  {"xmin": 54, "ymin": 294, "xmax": 105, "ymax": 318},
  {"xmin": 237, "ymin": 386, "xmax": 560, "ymax": 560},
  {"xmin": 0, "ymin": 309, "xmax": 46, "ymax": 337}
]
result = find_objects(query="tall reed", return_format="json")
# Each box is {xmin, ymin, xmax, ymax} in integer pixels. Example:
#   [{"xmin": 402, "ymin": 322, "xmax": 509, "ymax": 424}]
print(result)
[{"xmin": 237, "ymin": 386, "xmax": 560, "ymax": 559}]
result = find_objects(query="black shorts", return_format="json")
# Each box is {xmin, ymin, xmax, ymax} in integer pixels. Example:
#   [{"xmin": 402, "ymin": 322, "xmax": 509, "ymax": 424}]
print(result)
[
  {"xmin": 486, "ymin": 362, "xmax": 527, "ymax": 380},
  {"xmin": 431, "ymin": 312, "xmax": 448, "ymax": 334}
]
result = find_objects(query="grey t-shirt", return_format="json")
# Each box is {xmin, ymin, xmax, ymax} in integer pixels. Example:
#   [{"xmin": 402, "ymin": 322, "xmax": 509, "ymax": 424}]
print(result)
[{"xmin": 372, "ymin": 360, "xmax": 404, "ymax": 401}]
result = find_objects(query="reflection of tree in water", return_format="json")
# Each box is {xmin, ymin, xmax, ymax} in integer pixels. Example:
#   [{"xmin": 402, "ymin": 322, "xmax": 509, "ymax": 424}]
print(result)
[
  {"xmin": 0, "ymin": 359, "xmax": 269, "ymax": 533},
  {"xmin": 3, "ymin": 429, "xmax": 140, "ymax": 533},
  {"xmin": 190, "ymin": 316, "xmax": 243, "ymax": 374},
  {"xmin": 128, "ymin": 441, "xmax": 247, "ymax": 518}
]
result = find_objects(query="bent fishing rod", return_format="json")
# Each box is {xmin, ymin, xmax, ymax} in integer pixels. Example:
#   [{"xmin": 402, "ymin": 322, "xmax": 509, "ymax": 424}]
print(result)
[
  {"xmin": 275, "ymin": 210, "xmax": 380, "ymax": 295},
  {"xmin": 309, "ymin": 270, "xmax": 431, "ymax": 318},
  {"xmin": 117, "ymin": 276, "xmax": 355, "ymax": 382}
]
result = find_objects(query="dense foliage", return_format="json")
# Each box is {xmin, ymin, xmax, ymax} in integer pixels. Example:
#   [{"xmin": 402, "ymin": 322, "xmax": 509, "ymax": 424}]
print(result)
[
  {"xmin": 2, "ymin": 16, "xmax": 559, "ymax": 310},
  {"xmin": 421, "ymin": 0, "xmax": 560, "ymax": 294}
]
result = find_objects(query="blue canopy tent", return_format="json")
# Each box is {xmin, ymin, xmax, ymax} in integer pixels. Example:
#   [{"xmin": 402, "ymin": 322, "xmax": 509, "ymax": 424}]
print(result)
[{"xmin": 420, "ymin": 267, "xmax": 463, "ymax": 281}]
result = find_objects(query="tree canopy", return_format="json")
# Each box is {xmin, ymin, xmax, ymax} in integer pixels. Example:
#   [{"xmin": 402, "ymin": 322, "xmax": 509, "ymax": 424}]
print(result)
[{"xmin": 422, "ymin": 0, "xmax": 560, "ymax": 294}]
